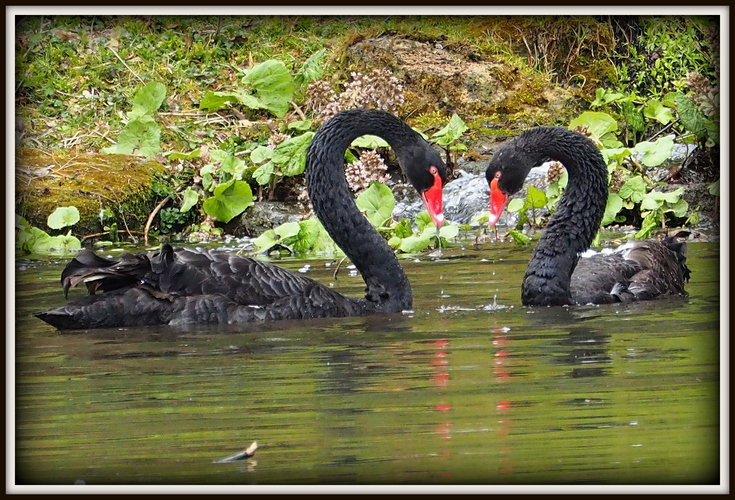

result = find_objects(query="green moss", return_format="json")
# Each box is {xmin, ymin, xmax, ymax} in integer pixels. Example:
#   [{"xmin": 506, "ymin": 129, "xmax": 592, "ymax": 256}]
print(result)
[{"xmin": 16, "ymin": 149, "xmax": 166, "ymax": 235}]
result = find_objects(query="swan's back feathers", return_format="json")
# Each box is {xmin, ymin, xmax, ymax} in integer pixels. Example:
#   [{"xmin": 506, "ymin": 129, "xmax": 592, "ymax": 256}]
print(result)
[{"xmin": 570, "ymin": 236, "xmax": 690, "ymax": 305}]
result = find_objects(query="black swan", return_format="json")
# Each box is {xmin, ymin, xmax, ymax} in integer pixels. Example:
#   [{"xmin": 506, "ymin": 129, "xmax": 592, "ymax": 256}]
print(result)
[
  {"xmin": 485, "ymin": 126, "xmax": 690, "ymax": 306},
  {"xmin": 35, "ymin": 109, "xmax": 448, "ymax": 329}
]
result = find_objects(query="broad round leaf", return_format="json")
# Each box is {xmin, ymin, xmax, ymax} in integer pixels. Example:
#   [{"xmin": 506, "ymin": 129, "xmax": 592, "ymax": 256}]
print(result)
[
  {"xmin": 202, "ymin": 180, "xmax": 254, "ymax": 223},
  {"xmin": 47, "ymin": 206, "xmax": 80, "ymax": 229},
  {"xmin": 355, "ymin": 182, "xmax": 395, "ymax": 227}
]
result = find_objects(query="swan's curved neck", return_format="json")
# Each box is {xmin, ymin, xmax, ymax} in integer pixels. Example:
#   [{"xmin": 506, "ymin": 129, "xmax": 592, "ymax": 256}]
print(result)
[
  {"xmin": 306, "ymin": 110, "xmax": 417, "ymax": 312},
  {"xmin": 521, "ymin": 128, "xmax": 609, "ymax": 305}
]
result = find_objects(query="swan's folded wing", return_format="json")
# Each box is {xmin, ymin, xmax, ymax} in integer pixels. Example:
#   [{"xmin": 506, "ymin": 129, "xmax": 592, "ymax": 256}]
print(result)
[
  {"xmin": 151, "ymin": 249, "xmax": 343, "ymax": 307},
  {"xmin": 60, "ymin": 250, "xmax": 150, "ymax": 297}
]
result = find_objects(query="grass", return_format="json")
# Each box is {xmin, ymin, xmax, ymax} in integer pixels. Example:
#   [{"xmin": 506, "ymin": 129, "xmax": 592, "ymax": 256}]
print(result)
[{"xmin": 14, "ymin": 15, "xmax": 624, "ymax": 155}]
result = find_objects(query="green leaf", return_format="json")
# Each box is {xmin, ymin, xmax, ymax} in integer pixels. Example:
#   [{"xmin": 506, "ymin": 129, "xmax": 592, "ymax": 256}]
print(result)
[
  {"xmin": 47, "ymin": 206, "xmax": 80, "ymax": 229},
  {"xmin": 388, "ymin": 236, "xmax": 402, "ymax": 249},
  {"xmin": 684, "ymin": 206, "xmax": 700, "ymax": 226},
  {"xmin": 250, "ymin": 145, "xmax": 273, "ymax": 164},
  {"xmin": 707, "ymin": 179, "xmax": 720, "ymax": 196},
  {"xmin": 351, "ymin": 134, "xmax": 390, "ymax": 149},
  {"xmin": 601, "ymin": 193, "xmax": 623, "ymax": 226},
  {"xmin": 102, "ymin": 117, "xmax": 161, "ymax": 158},
  {"xmin": 253, "ymin": 229, "xmax": 279, "ymax": 253},
  {"xmin": 507, "ymin": 198, "xmax": 525, "ymax": 213},
  {"xmin": 217, "ymin": 153, "xmax": 246, "ymax": 179},
  {"xmin": 16, "ymin": 224, "xmax": 51, "ymax": 254},
  {"xmin": 242, "ymin": 59, "xmax": 295, "ymax": 117},
  {"xmin": 180, "ymin": 187, "xmax": 199, "ymax": 213},
  {"xmin": 355, "ymin": 182, "xmax": 395, "ymax": 227},
  {"xmin": 287, "ymin": 120, "xmax": 313, "ymax": 131},
  {"xmin": 202, "ymin": 179, "xmax": 254, "ymax": 223},
  {"xmin": 168, "ymin": 148, "xmax": 201, "ymax": 161},
  {"xmin": 288, "ymin": 219, "xmax": 321, "ymax": 253},
  {"xmin": 643, "ymin": 99, "xmax": 675, "ymax": 125},
  {"xmin": 32, "ymin": 234, "xmax": 82, "ymax": 255},
  {"xmin": 668, "ymin": 197, "xmax": 689, "ymax": 218},
  {"xmin": 293, "ymin": 49, "xmax": 325, "ymax": 87},
  {"xmin": 508, "ymin": 229, "xmax": 530, "ymax": 245},
  {"xmin": 398, "ymin": 231, "xmax": 434, "ymax": 253},
  {"xmin": 621, "ymin": 100, "xmax": 645, "ymax": 132},
  {"xmin": 568, "ymin": 112, "xmax": 618, "ymax": 142},
  {"xmin": 275, "ymin": 221, "xmax": 301, "ymax": 240},
  {"xmin": 439, "ymin": 224, "xmax": 459, "ymax": 240},
  {"xmin": 272, "ymin": 132, "xmax": 314, "ymax": 176},
  {"xmin": 253, "ymin": 161, "xmax": 275, "ymax": 185},
  {"xmin": 202, "ymin": 173, "xmax": 215, "ymax": 192},
  {"xmin": 309, "ymin": 219, "xmax": 340, "ymax": 256},
  {"xmin": 130, "ymin": 81, "xmax": 166, "ymax": 118},
  {"xmin": 199, "ymin": 91, "xmax": 240, "ymax": 111},
  {"xmin": 526, "ymin": 186, "xmax": 547, "ymax": 209},
  {"xmin": 662, "ymin": 92, "xmax": 682, "ymax": 108},
  {"xmin": 635, "ymin": 136, "xmax": 674, "ymax": 167},
  {"xmin": 414, "ymin": 211, "xmax": 432, "ymax": 232},
  {"xmin": 644, "ymin": 187, "xmax": 685, "ymax": 204},
  {"xmin": 393, "ymin": 218, "xmax": 414, "ymax": 239},
  {"xmin": 640, "ymin": 196, "xmax": 664, "ymax": 212},
  {"xmin": 344, "ymin": 149, "xmax": 359, "ymax": 164},
  {"xmin": 635, "ymin": 211, "xmax": 661, "ymax": 239},
  {"xmin": 591, "ymin": 87, "xmax": 625, "ymax": 107},
  {"xmin": 601, "ymin": 147, "xmax": 635, "ymax": 163},
  {"xmin": 430, "ymin": 113, "xmax": 468, "ymax": 146},
  {"xmin": 618, "ymin": 175, "xmax": 647, "ymax": 203},
  {"xmin": 676, "ymin": 94, "xmax": 708, "ymax": 138}
]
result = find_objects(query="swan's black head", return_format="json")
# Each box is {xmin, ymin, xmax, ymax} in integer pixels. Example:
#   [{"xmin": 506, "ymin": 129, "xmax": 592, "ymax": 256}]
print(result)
[
  {"xmin": 485, "ymin": 129, "xmax": 552, "ymax": 226},
  {"xmin": 398, "ymin": 139, "xmax": 448, "ymax": 228}
]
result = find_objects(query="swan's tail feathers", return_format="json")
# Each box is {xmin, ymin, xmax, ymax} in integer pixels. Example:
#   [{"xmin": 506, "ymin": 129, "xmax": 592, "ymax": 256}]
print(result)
[
  {"xmin": 35, "ymin": 287, "xmax": 172, "ymax": 330},
  {"xmin": 34, "ymin": 308, "xmax": 83, "ymax": 331},
  {"xmin": 625, "ymin": 235, "xmax": 691, "ymax": 300},
  {"xmin": 663, "ymin": 233, "xmax": 691, "ymax": 283},
  {"xmin": 60, "ymin": 249, "xmax": 153, "ymax": 298}
]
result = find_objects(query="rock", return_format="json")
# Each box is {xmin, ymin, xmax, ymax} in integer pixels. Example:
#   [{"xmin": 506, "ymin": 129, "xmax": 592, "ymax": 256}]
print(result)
[
  {"xmin": 228, "ymin": 201, "xmax": 302, "ymax": 237},
  {"xmin": 344, "ymin": 36, "xmax": 580, "ymax": 124}
]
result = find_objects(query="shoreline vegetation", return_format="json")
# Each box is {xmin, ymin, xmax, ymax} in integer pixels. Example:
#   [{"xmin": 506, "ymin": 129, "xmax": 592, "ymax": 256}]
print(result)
[{"xmin": 14, "ymin": 15, "xmax": 720, "ymax": 256}]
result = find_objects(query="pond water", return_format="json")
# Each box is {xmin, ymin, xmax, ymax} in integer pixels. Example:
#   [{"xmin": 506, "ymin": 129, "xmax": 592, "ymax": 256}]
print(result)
[{"xmin": 11, "ymin": 239, "xmax": 724, "ymax": 493}]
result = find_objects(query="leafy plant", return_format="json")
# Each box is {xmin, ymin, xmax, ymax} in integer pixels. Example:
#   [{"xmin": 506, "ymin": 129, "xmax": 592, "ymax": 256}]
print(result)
[
  {"xmin": 506, "ymin": 185, "xmax": 548, "ymax": 229},
  {"xmin": 253, "ymin": 182, "xmax": 459, "ymax": 257},
  {"xmin": 102, "ymin": 81, "xmax": 166, "ymax": 158},
  {"xmin": 16, "ymin": 207, "xmax": 82, "ymax": 256},
  {"xmin": 200, "ymin": 54, "xmax": 323, "ymax": 118},
  {"xmin": 251, "ymin": 132, "xmax": 316, "ymax": 188},
  {"xmin": 202, "ymin": 179, "xmax": 254, "ymax": 224}
]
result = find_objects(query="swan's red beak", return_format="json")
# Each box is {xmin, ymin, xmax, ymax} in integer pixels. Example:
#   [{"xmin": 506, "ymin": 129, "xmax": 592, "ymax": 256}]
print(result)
[
  {"xmin": 421, "ymin": 167, "xmax": 444, "ymax": 228},
  {"xmin": 488, "ymin": 177, "xmax": 508, "ymax": 227}
]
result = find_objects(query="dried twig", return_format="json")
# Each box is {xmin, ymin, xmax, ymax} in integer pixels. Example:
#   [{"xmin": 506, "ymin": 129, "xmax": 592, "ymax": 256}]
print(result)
[
  {"xmin": 108, "ymin": 46, "xmax": 145, "ymax": 84},
  {"xmin": 332, "ymin": 256, "xmax": 348, "ymax": 280},
  {"xmin": 80, "ymin": 230, "xmax": 146, "ymax": 243},
  {"xmin": 144, "ymin": 195, "xmax": 171, "ymax": 247},
  {"xmin": 290, "ymin": 101, "xmax": 306, "ymax": 121}
]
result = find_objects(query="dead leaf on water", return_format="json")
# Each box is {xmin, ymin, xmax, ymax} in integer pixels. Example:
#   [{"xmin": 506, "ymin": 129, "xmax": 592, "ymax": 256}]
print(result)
[{"xmin": 213, "ymin": 441, "xmax": 258, "ymax": 464}]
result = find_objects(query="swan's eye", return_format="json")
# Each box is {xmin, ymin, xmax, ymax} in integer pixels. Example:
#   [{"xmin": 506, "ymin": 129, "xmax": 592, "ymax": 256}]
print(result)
[
  {"xmin": 429, "ymin": 166, "xmax": 438, "ymax": 175},
  {"xmin": 494, "ymin": 171, "xmax": 501, "ymax": 179}
]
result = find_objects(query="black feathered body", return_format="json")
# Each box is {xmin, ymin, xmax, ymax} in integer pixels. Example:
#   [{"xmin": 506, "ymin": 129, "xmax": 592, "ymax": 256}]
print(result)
[
  {"xmin": 36, "ymin": 110, "xmax": 446, "ymax": 330},
  {"xmin": 34, "ymin": 245, "xmax": 367, "ymax": 329},
  {"xmin": 569, "ymin": 236, "xmax": 690, "ymax": 304},
  {"xmin": 487, "ymin": 127, "xmax": 690, "ymax": 307}
]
